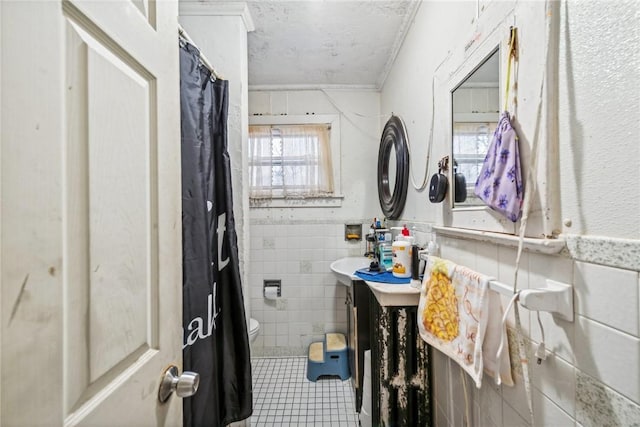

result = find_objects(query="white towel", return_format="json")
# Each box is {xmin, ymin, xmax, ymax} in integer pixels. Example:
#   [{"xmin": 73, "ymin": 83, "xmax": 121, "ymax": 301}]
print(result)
[
  {"xmin": 417, "ymin": 256, "xmax": 513, "ymax": 388},
  {"xmin": 482, "ymin": 290, "xmax": 514, "ymax": 386}
]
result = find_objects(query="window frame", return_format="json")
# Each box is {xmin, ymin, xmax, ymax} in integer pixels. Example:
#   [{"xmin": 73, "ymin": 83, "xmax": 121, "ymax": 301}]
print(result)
[
  {"xmin": 248, "ymin": 114, "xmax": 342, "ymax": 208},
  {"xmin": 452, "ymin": 120, "xmax": 498, "ymax": 207}
]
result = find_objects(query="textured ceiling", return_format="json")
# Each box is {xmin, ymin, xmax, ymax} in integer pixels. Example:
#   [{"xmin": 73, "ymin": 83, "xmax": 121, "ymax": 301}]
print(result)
[{"xmin": 246, "ymin": 1, "xmax": 420, "ymax": 89}]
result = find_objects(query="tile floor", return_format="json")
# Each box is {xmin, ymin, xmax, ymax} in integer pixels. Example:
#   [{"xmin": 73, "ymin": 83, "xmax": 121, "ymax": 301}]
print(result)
[{"xmin": 250, "ymin": 357, "xmax": 359, "ymax": 426}]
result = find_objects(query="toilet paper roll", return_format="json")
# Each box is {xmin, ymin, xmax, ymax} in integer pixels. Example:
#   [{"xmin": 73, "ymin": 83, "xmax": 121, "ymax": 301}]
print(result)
[{"xmin": 264, "ymin": 286, "xmax": 278, "ymax": 300}]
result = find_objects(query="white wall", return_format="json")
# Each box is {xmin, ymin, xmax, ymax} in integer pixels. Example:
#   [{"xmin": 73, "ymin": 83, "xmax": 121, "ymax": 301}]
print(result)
[
  {"xmin": 247, "ymin": 89, "xmax": 380, "ymax": 356},
  {"xmin": 249, "ymin": 90, "xmax": 382, "ymax": 221},
  {"xmin": 381, "ymin": 0, "xmax": 477, "ymax": 225},
  {"xmin": 381, "ymin": 1, "xmax": 640, "ymax": 426},
  {"xmin": 557, "ymin": 0, "xmax": 640, "ymax": 238},
  {"xmin": 382, "ymin": 0, "xmax": 640, "ymax": 239}
]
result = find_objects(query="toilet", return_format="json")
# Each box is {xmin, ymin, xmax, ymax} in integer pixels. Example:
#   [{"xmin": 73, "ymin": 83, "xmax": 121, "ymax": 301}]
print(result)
[{"xmin": 249, "ymin": 318, "xmax": 260, "ymax": 344}]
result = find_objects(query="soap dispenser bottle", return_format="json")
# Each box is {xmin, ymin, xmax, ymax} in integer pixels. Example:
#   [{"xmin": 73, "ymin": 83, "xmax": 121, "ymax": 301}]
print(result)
[{"xmin": 391, "ymin": 225, "xmax": 412, "ymax": 278}]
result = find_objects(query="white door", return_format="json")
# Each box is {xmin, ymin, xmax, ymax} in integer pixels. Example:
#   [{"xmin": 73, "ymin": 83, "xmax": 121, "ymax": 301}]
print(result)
[{"xmin": 1, "ymin": 1, "xmax": 184, "ymax": 425}]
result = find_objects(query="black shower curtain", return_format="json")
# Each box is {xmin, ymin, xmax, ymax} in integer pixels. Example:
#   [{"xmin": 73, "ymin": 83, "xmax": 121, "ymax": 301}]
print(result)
[{"xmin": 179, "ymin": 40, "xmax": 252, "ymax": 427}]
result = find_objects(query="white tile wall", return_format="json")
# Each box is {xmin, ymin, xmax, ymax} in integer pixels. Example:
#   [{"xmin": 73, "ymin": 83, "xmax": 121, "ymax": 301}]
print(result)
[
  {"xmin": 431, "ymin": 236, "xmax": 640, "ymax": 427},
  {"xmin": 536, "ymin": 310, "xmax": 576, "ymax": 364},
  {"xmin": 449, "ymin": 362, "xmax": 470, "ymax": 426},
  {"xmin": 249, "ymin": 221, "xmax": 365, "ymax": 357},
  {"xmin": 475, "ymin": 375, "xmax": 503, "ymax": 426},
  {"xmin": 247, "ymin": 221, "xmax": 639, "ymax": 425},
  {"xmin": 502, "ymin": 373, "xmax": 532, "ymax": 424},
  {"xmin": 502, "ymin": 400, "xmax": 529, "ymax": 427},
  {"xmin": 574, "ymin": 316, "xmax": 640, "ymax": 403},
  {"xmin": 574, "ymin": 261, "xmax": 639, "ymax": 337},
  {"xmin": 532, "ymin": 389, "xmax": 576, "ymax": 427},
  {"xmin": 530, "ymin": 344, "xmax": 576, "ymax": 418}
]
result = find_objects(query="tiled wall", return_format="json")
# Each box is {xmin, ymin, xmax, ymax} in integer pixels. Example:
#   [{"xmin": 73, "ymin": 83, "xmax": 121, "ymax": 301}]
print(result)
[
  {"xmin": 249, "ymin": 220, "xmax": 367, "ymax": 357},
  {"xmin": 432, "ymin": 235, "xmax": 640, "ymax": 427}
]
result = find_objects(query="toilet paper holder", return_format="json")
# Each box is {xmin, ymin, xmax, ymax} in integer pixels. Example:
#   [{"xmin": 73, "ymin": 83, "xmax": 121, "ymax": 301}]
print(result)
[{"xmin": 263, "ymin": 279, "xmax": 281, "ymax": 298}]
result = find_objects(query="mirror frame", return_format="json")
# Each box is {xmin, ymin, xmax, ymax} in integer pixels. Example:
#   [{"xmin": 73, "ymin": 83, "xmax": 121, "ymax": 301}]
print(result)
[
  {"xmin": 442, "ymin": 27, "xmax": 516, "ymax": 234},
  {"xmin": 450, "ymin": 46, "xmax": 500, "ymax": 208},
  {"xmin": 377, "ymin": 115, "xmax": 409, "ymax": 220}
]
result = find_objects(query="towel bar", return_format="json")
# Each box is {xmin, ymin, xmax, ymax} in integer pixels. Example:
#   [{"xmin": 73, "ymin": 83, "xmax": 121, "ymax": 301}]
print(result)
[{"xmin": 418, "ymin": 252, "xmax": 574, "ymax": 322}]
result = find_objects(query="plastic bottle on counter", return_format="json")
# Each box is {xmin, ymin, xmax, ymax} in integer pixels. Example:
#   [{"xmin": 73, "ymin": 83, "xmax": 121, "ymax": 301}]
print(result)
[
  {"xmin": 379, "ymin": 243, "xmax": 393, "ymax": 271},
  {"xmin": 391, "ymin": 225, "xmax": 412, "ymax": 278}
]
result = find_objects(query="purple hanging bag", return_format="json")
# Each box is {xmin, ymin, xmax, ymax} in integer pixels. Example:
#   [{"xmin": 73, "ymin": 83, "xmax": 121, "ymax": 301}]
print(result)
[
  {"xmin": 473, "ymin": 112, "xmax": 523, "ymax": 222},
  {"xmin": 474, "ymin": 29, "xmax": 523, "ymax": 222}
]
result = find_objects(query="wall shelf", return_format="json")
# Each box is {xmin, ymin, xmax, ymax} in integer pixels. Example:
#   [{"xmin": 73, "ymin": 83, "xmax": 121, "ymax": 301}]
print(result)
[{"xmin": 432, "ymin": 225, "xmax": 566, "ymax": 254}]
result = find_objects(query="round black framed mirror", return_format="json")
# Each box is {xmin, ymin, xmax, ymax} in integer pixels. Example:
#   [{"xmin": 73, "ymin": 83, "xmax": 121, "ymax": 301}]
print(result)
[{"xmin": 377, "ymin": 115, "xmax": 409, "ymax": 219}]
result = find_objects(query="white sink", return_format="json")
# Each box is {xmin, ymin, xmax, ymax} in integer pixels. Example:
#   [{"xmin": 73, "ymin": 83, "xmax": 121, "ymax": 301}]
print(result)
[
  {"xmin": 330, "ymin": 256, "xmax": 422, "ymax": 307},
  {"xmin": 366, "ymin": 282, "xmax": 420, "ymax": 307},
  {"xmin": 330, "ymin": 256, "xmax": 372, "ymax": 286}
]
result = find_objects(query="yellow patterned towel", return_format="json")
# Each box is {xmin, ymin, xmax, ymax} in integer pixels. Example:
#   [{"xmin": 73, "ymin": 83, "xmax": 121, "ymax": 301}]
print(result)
[
  {"xmin": 421, "ymin": 258, "xmax": 459, "ymax": 341},
  {"xmin": 417, "ymin": 256, "xmax": 513, "ymax": 388}
]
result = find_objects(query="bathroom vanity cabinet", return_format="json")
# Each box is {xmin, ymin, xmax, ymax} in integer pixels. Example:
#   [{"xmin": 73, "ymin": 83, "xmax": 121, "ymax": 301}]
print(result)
[
  {"xmin": 370, "ymin": 299, "xmax": 431, "ymax": 426},
  {"xmin": 345, "ymin": 280, "xmax": 371, "ymax": 412},
  {"xmin": 346, "ymin": 279, "xmax": 431, "ymax": 425}
]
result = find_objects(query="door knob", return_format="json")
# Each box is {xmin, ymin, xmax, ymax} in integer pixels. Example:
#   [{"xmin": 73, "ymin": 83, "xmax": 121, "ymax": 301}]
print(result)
[{"xmin": 158, "ymin": 365, "xmax": 200, "ymax": 403}]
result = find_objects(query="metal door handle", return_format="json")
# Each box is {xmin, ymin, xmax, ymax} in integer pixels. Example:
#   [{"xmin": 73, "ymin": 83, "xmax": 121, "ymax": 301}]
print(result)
[{"xmin": 158, "ymin": 365, "xmax": 200, "ymax": 403}]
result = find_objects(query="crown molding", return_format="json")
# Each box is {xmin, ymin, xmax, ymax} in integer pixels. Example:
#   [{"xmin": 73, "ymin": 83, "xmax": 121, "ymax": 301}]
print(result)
[
  {"xmin": 248, "ymin": 84, "xmax": 379, "ymax": 92},
  {"xmin": 179, "ymin": 1, "xmax": 255, "ymax": 32},
  {"xmin": 376, "ymin": 0, "xmax": 421, "ymax": 90}
]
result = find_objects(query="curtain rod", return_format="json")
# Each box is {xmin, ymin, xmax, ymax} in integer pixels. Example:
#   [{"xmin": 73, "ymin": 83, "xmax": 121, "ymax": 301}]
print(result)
[{"xmin": 178, "ymin": 24, "xmax": 223, "ymax": 80}]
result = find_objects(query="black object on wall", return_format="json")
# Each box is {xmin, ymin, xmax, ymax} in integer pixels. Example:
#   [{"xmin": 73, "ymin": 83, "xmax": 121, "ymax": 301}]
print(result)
[
  {"xmin": 378, "ymin": 115, "xmax": 410, "ymax": 219},
  {"xmin": 428, "ymin": 156, "xmax": 448, "ymax": 203},
  {"xmin": 428, "ymin": 172, "xmax": 448, "ymax": 203},
  {"xmin": 429, "ymin": 156, "xmax": 469, "ymax": 204},
  {"xmin": 453, "ymin": 161, "xmax": 467, "ymax": 203},
  {"xmin": 180, "ymin": 40, "xmax": 252, "ymax": 427}
]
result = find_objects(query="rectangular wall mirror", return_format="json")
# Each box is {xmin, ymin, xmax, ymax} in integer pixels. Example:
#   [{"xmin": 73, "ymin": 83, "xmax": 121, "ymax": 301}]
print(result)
[{"xmin": 451, "ymin": 47, "xmax": 500, "ymax": 207}]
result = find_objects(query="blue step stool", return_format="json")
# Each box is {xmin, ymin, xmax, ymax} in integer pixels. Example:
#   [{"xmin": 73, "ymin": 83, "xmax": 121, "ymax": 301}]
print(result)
[{"xmin": 306, "ymin": 333, "xmax": 350, "ymax": 382}]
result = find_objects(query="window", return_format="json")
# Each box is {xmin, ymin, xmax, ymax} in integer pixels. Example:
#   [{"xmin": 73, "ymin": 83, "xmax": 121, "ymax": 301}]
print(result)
[
  {"xmin": 248, "ymin": 115, "xmax": 341, "ymax": 206},
  {"xmin": 452, "ymin": 122, "xmax": 497, "ymax": 206}
]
